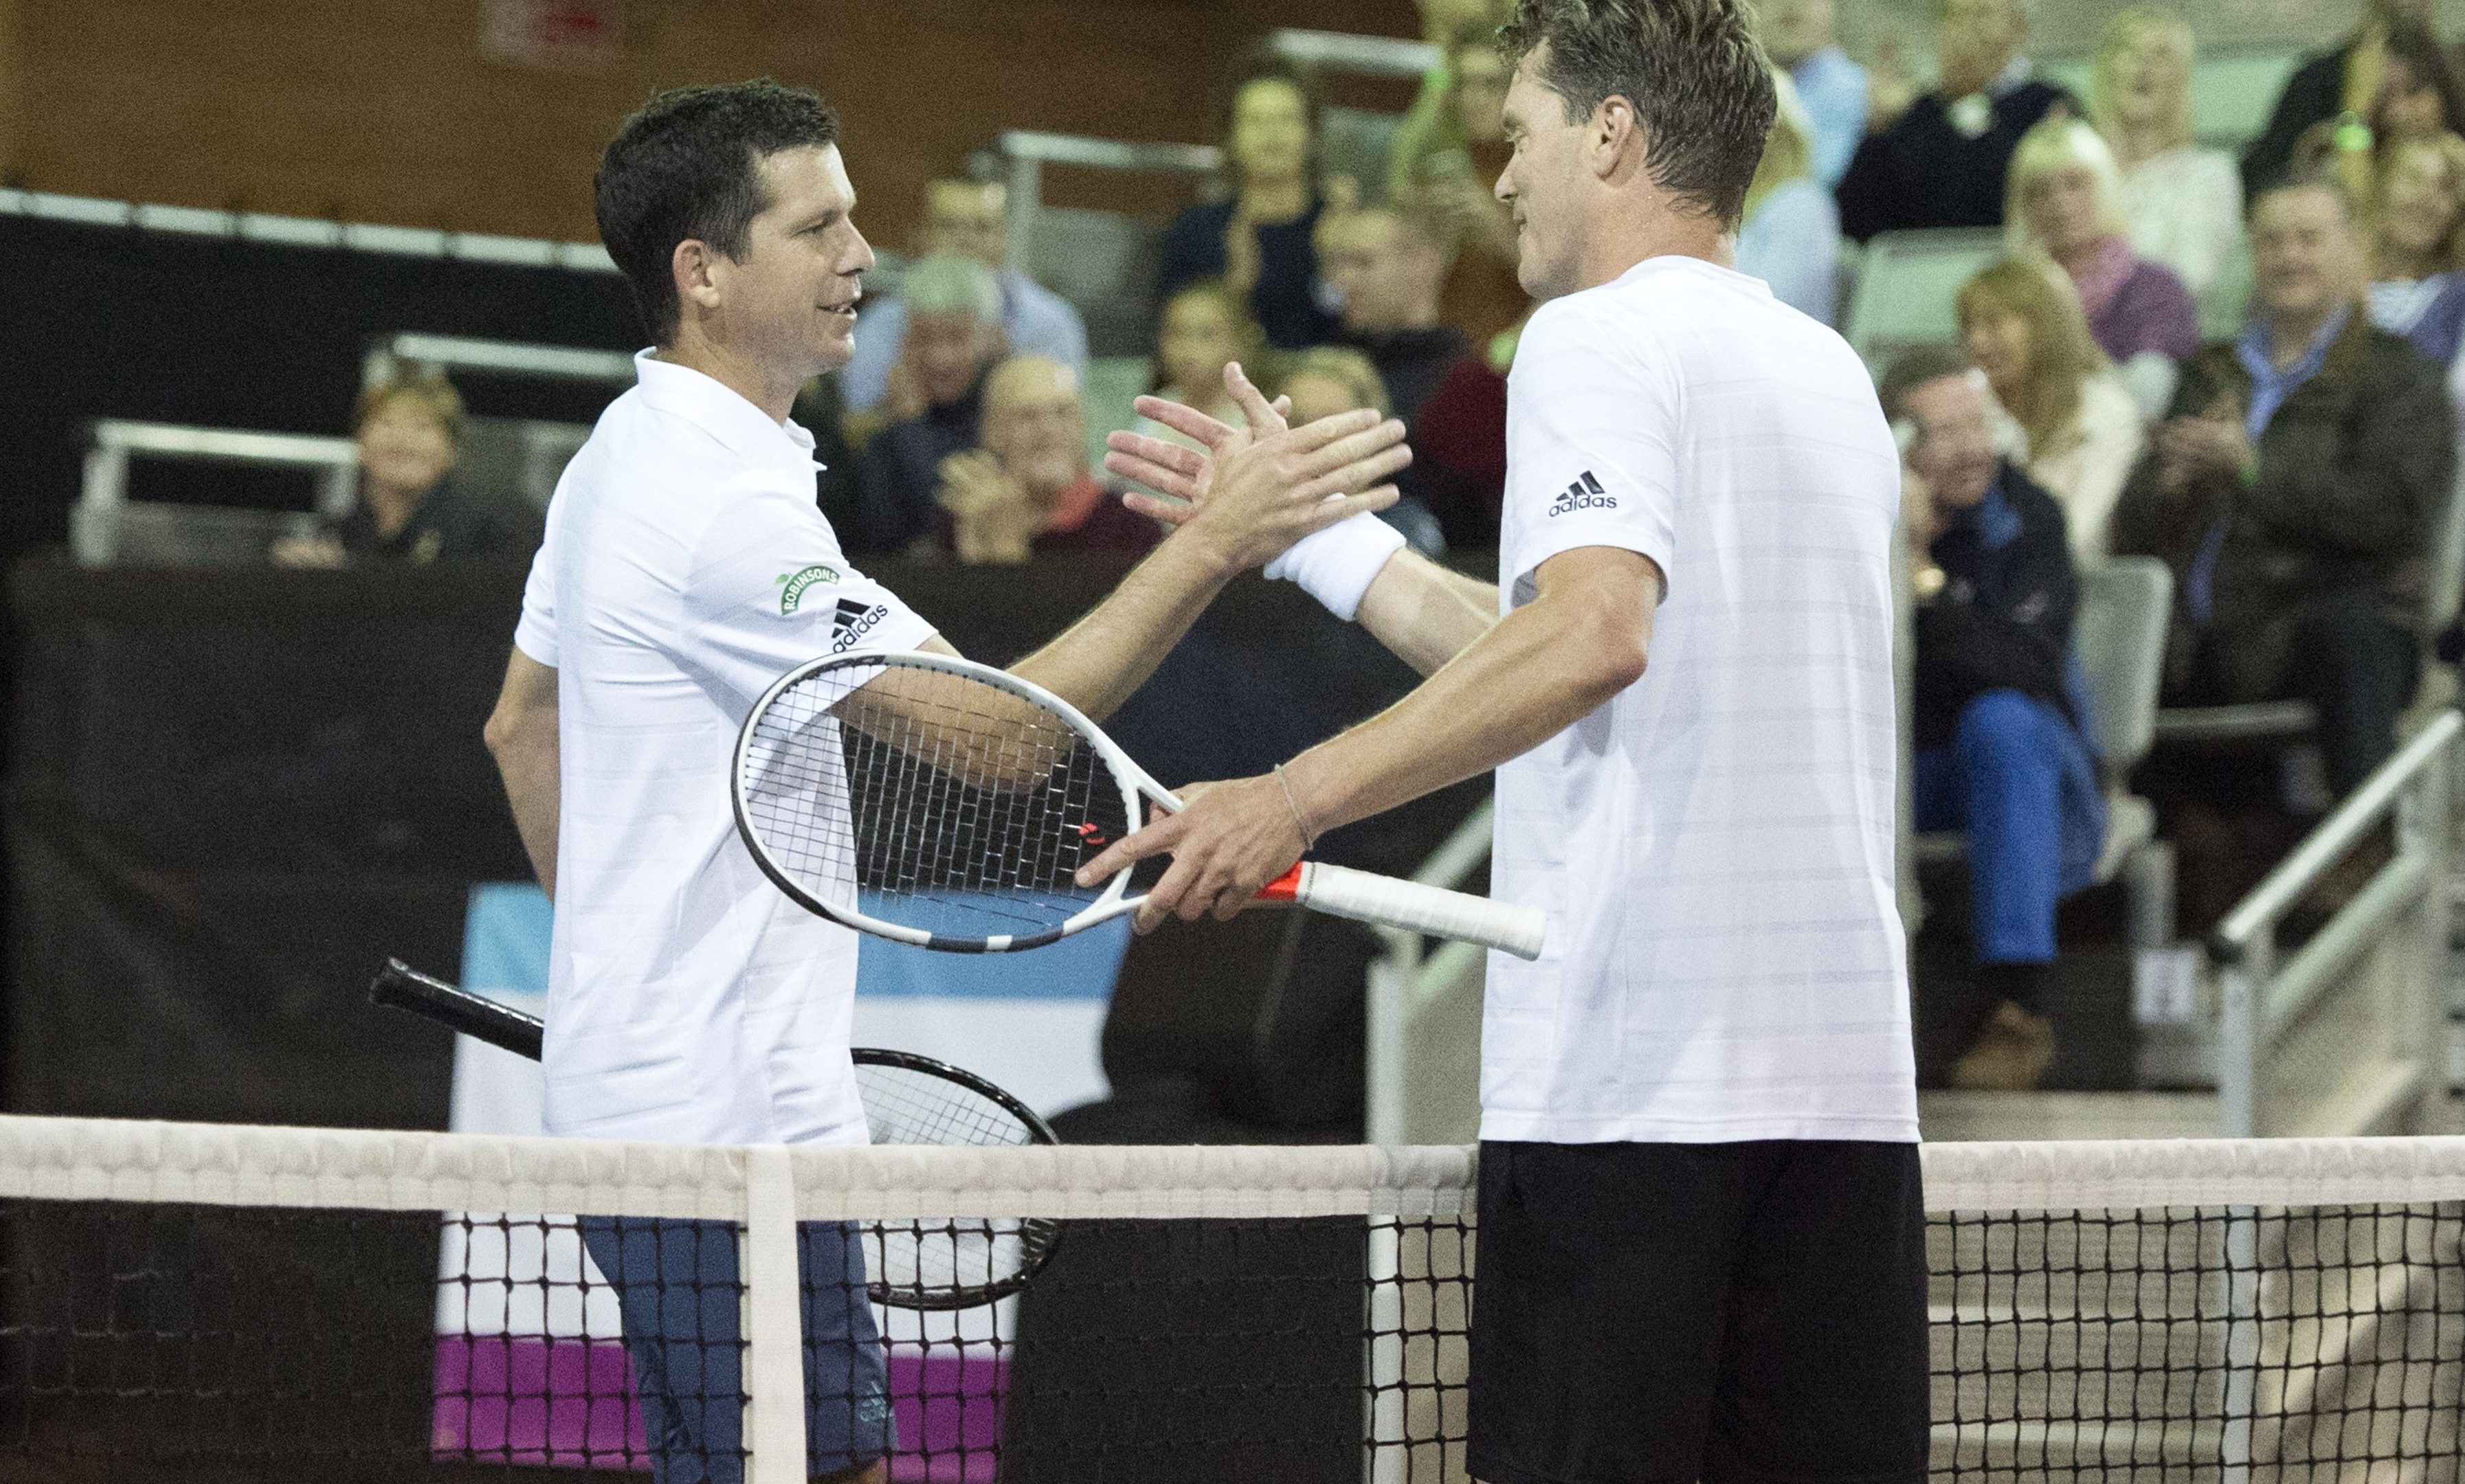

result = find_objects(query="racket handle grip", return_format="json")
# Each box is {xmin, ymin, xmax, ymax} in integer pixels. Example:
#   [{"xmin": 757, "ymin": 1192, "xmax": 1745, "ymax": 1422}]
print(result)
[{"xmin": 1291, "ymin": 862, "xmax": 1547, "ymax": 960}]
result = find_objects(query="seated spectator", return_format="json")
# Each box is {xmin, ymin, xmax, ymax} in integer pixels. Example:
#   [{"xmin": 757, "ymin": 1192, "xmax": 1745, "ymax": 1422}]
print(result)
[
  {"xmin": 1836, "ymin": 0, "xmax": 2075, "ymax": 241},
  {"xmin": 840, "ymin": 177, "xmax": 1089, "ymax": 416},
  {"xmin": 2005, "ymin": 116, "xmax": 2200, "ymax": 411},
  {"xmin": 2092, "ymin": 6, "xmax": 2245, "ymax": 300},
  {"xmin": 1273, "ymin": 346, "xmax": 1445, "ymax": 555},
  {"xmin": 934, "ymin": 357, "xmax": 1157, "ymax": 565},
  {"xmin": 1316, "ymin": 202, "xmax": 1468, "ymax": 423},
  {"xmin": 1136, "ymin": 280, "xmax": 1258, "ymax": 453},
  {"xmin": 2304, "ymin": 19, "xmax": 2465, "ymax": 203},
  {"xmin": 1739, "ymin": 68, "xmax": 1844, "ymax": 326},
  {"xmin": 1409, "ymin": 318, "xmax": 1521, "ymax": 550},
  {"xmin": 2244, "ymin": 0, "xmax": 2438, "ymax": 201},
  {"xmin": 856, "ymin": 254, "xmax": 1004, "ymax": 553},
  {"xmin": 1160, "ymin": 56, "xmax": 1343, "ymax": 350},
  {"xmin": 271, "ymin": 365, "xmax": 519, "ymax": 567},
  {"xmin": 1386, "ymin": 22, "xmax": 1526, "ymax": 351},
  {"xmin": 2110, "ymin": 346, "xmax": 2255, "ymax": 697},
  {"xmin": 1885, "ymin": 345, "xmax": 2105, "ymax": 1092},
  {"xmin": 1755, "ymin": 0, "xmax": 1868, "ymax": 188},
  {"xmin": 2367, "ymin": 132, "xmax": 2465, "ymax": 383},
  {"xmin": 1958, "ymin": 258, "xmax": 2147, "ymax": 561},
  {"xmin": 2143, "ymin": 177, "xmax": 2452, "ymax": 796}
]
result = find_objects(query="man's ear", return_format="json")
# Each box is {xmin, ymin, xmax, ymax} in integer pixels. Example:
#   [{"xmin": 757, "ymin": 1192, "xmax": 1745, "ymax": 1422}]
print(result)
[
  {"xmin": 1593, "ymin": 95, "xmax": 1645, "ymax": 184},
  {"xmin": 672, "ymin": 238, "xmax": 724, "ymax": 323}
]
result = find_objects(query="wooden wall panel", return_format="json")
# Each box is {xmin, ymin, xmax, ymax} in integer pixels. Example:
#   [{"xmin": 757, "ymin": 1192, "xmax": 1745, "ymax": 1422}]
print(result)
[{"xmin": 0, "ymin": 0, "xmax": 1416, "ymax": 249}]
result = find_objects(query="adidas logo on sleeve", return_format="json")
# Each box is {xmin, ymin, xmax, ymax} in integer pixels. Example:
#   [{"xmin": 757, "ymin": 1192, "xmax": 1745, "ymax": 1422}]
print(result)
[
  {"xmin": 829, "ymin": 597, "xmax": 889, "ymax": 653},
  {"xmin": 1546, "ymin": 471, "xmax": 1616, "ymax": 516}
]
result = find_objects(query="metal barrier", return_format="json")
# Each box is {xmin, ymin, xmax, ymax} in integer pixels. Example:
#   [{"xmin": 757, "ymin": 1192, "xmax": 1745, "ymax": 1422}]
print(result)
[
  {"xmin": 1267, "ymin": 28, "xmax": 1438, "ymax": 78},
  {"xmin": 75, "ymin": 420, "xmax": 359, "ymax": 566},
  {"xmin": 994, "ymin": 130, "xmax": 1220, "ymax": 273},
  {"xmin": 1365, "ymin": 798, "xmax": 1494, "ymax": 1145},
  {"xmin": 0, "ymin": 188, "xmax": 617, "ymax": 271},
  {"xmin": 2208, "ymin": 709, "xmax": 2462, "ymax": 1137}
]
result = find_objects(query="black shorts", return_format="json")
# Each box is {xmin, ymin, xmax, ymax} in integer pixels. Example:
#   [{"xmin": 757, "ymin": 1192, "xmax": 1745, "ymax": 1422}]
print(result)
[{"xmin": 1467, "ymin": 1139, "xmax": 1929, "ymax": 1484}]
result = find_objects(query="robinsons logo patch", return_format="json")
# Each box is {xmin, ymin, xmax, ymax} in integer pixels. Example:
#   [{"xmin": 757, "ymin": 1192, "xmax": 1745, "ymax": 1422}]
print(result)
[
  {"xmin": 1547, "ymin": 471, "xmax": 1614, "ymax": 517},
  {"xmin": 775, "ymin": 563, "xmax": 841, "ymax": 616}
]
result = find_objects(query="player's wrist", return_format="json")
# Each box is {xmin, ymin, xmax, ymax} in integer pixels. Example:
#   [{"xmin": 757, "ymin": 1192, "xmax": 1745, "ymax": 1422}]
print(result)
[{"xmin": 1263, "ymin": 511, "xmax": 1406, "ymax": 622}]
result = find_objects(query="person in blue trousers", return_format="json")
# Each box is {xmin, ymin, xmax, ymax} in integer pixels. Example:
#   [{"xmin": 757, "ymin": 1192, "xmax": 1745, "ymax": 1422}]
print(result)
[{"xmin": 1884, "ymin": 346, "xmax": 2106, "ymax": 1091}]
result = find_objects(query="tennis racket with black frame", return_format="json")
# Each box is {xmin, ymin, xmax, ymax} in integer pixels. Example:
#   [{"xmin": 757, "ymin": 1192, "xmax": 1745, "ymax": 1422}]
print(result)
[
  {"xmin": 370, "ymin": 959, "xmax": 1058, "ymax": 1309},
  {"xmin": 731, "ymin": 648, "xmax": 1546, "ymax": 958}
]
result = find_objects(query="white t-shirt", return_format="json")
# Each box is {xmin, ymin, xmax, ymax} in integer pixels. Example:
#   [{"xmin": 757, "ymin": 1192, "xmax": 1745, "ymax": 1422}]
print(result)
[
  {"xmin": 515, "ymin": 351, "xmax": 937, "ymax": 1147},
  {"xmin": 1484, "ymin": 256, "xmax": 1917, "ymax": 1145}
]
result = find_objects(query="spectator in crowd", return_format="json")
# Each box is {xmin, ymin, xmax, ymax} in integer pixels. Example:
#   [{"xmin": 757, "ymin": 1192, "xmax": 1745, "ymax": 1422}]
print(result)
[
  {"xmin": 855, "ymin": 254, "xmax": 1004, "ymax": 554},
  {"xmin": 840, "ymin": 177, "xmax": 1089, "ymax": 416},
  {"xmin": 2090, "ymin": 6, "xmax": 2245, "ymax": 300},
  {"xmin": 1739, "ymin": 67, "xmax": 1844, "ymax": 325},
  {"xmin": 934, "ymin": 357, "xmax": 1157, "ymax": 565},
  {"xmin": 1754, "ymin": 0, "xmax": 1868, "ymax": 188},
  {"xmin": 2112, "ymin": 347, "xmax": 2256, "ymax": 698},
  {"xmin": 1136, "ymin": 280, "xmax": 1259, "ymax": 453},
  {"xmin": 1273, "ymin": 346, "xmax": 1446, "ymax": 555},
  {"xmin": 1160, "ymin": 57, "xmax": 1343, "ymax": 350},
  {"xmin": 1317, "ymin": 202, "xmax": 1469, "ymax": 423},
  {"xmin": 2302, "ymin": 21, "xmax": 2465, "ymax": 202},
  {"xmin": 2367, "ymin": 131, "xmax": 2465, "ymax": 384},
  {"xmin": 1835, "ymin": 0, "xmax": 2075, "ymax": 241},
  {"xmin": 2145, "ymin": 177, "xmax": 2451, "ymax": 796},
  {"xmin": 1387, "ymin": 22, "xmax": 1528, "ymax": 351},
  {"xmin": 2244, "ymin": 0, "xmax": 2438, "ymax": 199},
  {"xmin": 271, "ymin": 365, "xmax": 520, "ymax": 567},
  {"xmin": 2005, "ymin": 117, "xmax": 2200, "ymax": 413},
  {"xmin": 1959, "ymin": 258, "xmax": 2147, "ymax": 562},
  {"xmin": 1407, "ymin": 319, "xmax": 1520, "ymax": 550},
  {"xmin": 1887, "ymin": 345, "xmax": 2104, "ymax": 1093}
]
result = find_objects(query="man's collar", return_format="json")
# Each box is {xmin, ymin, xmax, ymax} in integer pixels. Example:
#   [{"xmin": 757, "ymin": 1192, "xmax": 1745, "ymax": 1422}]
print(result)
[
  {"xmin": 1987, "ymin": 55, "xmax": 2033, "ymax": 98},
  {"xmin": 632, "ymin": 349, "xmax": 821, "ymax": 471},
  {"xmin": 2239, "ymin": 302, "xmax": 2351, "ymax": 378}
]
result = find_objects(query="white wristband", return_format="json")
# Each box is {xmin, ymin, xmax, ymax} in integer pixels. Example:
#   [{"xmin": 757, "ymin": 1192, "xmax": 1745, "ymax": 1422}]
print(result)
[{"xmin": 1262, "ymin": 509, "xmax": 1407, "ymax": 621}]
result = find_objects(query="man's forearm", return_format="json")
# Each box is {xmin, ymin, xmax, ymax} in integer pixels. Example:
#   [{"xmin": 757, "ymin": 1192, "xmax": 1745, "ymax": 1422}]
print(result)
[
  {"xmin": 495, "ymin": 731, "xmax": 561, "ymax": 899},
  {"xmin": 1286, "ymin": 562, "xmax": 1651, "ymax": 835},
  {"xmin": 1354, "ymin": 550, "xmax": 1500, "ymax": 677},
  {"xmin": 1007, "ymin": 532, "xmax": 1238, "ymax": 721}
]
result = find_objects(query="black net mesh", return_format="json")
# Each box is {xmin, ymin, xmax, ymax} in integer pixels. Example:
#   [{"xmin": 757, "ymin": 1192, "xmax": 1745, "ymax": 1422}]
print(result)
[{"xmin": 0, "ymin": 1180, "xmax": 2457, "ymax": 1481}]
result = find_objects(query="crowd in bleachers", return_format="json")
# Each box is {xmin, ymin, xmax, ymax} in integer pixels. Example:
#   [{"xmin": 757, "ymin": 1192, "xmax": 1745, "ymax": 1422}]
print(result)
[{"xmin": 282, "ymin": 0, "xmax": 2464, "ymax": 1094}]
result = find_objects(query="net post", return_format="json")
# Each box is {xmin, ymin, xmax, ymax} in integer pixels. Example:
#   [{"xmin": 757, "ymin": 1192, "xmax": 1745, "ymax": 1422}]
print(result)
[
  {"xmin": 741, "ymin": 1145, "xmax": 808, "ymax": 1484},
  {"xmin": 2218, "ymin": 939, "xmax": 2268, "ymax": 1138}
]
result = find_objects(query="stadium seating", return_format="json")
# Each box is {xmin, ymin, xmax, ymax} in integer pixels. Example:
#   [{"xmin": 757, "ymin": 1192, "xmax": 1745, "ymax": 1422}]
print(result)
[{"xmin": 1842, "ymin": 227, "xmax": 2005, "ymax": 370}]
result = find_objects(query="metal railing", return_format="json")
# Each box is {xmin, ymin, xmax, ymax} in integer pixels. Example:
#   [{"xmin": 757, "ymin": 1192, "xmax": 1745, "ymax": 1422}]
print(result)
[
  {"xmin": 2207, "ymin": 708, "xmax": 2461, "ymax": 1137},
  {"xmin": 993, "ymin": 130, "xmax": 1222, "ymax": 273},
  {"xmin": 75, "ymin": 420, "xmax": 360, "ymax": 566},
  {"xmin": 1267, "ymin": 28, "xmax": 1438, "ymax": 78},
  {"xmin": 1365, "ymin": 798, "xmax": 1495, "ymax": 1145},
  {"xmin": 369, "ymin": 333, "xmax": 637, "ymax": 387},
  {"xmin": 0, "ymin": 188, "xmax": 618, "ymax": 271}
]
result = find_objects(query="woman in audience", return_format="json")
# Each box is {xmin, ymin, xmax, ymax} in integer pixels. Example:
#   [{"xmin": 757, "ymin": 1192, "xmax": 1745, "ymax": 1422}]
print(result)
[
  {"xmin": 2005, "ymin": 117, "xmax": 2200, "ymax": 414},
  {"xmin": 2366, "ymin": 132, "xmax": 2465, "ymax": 385},
  {"xmin": 1136, "ymin": 280, "xmax": 1259, "ymax": 453},
  {"xmin": 2090, "ymin": 6, "xmax": 2243, "ymax": 300},
  {"xmin": 1387, "ymin": 21, "xmax": 1525, "ymax": 350},
  {"xmin": 2309, "ymin": 21, "xmax": 2465, "ymax": 203},
  {"xmin": 1737, "ymin": 68, "xmax": 1841, "ymax": 326},
  {"xmin": 1958, "ymin": 258, "xmax": 2148, "ymax": 563},
  {"xmin": 1273, "ymin": 348, "xmax": 1444, "ymax": 554},
  {"xmin": 271, "ymin": 363, "xmax": 518, "ymax": 567},
  {"xmin": 1159, "ymin": 56, "xmax": 1343, "ymax": 350}
]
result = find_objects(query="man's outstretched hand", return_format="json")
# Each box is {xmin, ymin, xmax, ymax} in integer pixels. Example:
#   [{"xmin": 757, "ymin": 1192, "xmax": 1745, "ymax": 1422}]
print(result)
[
  {"xmin": 1106, "ymin": 362, "xmax": 1409, "ymax": 571},
  {"xmin": 1074, "ymin": 775, "xmax": 1311, "ymax": 932}
]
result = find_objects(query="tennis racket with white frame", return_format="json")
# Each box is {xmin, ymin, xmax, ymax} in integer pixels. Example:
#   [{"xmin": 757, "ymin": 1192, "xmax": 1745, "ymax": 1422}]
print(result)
[{"xmin": 730, "ymin": 649, "xmax": 1546, "ymax": 959}]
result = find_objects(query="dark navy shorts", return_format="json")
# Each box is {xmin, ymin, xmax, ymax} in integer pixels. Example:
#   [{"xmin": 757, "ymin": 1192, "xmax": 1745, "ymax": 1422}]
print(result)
[
  {"xmin": 578, "ymin": 1215, "xmax": 894, "ymax": 1483},
  {"xmin": 1466, "ymin": 1139, "xmax": 1930, "ymax": 1484}
]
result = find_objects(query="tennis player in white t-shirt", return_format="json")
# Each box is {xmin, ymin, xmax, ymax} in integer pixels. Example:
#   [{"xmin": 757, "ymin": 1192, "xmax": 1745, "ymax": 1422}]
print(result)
[
  {"xmin": 484, "ymin": 81, "xmax": 1410, "ymax": 1484},
  {"xmin": 1088, "ymin": 2, "xmax": 1926, "ymax": 1479}
]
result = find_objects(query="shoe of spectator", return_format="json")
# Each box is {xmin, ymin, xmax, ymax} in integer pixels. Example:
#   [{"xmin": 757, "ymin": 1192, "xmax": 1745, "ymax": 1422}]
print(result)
[{"xmin": 1949, "ymin": 1000, "xmax": 2055, "ymax": 1091}]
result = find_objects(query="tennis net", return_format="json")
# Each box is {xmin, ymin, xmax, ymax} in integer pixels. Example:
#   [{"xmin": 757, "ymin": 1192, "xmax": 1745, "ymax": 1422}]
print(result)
[{"xmin": 0, "ymin": 1116, "xmax": 2456, "ymax": 1483}]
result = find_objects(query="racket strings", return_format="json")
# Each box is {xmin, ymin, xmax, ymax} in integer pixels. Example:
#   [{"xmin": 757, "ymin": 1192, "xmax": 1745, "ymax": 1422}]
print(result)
[
  {"xmin": 854, "ymin": 1059, "xmax": 1058, "ymax": 1309},
  {"xmin": 742, "ymin": 659, "xmax": 1134, "ymax": 943}
]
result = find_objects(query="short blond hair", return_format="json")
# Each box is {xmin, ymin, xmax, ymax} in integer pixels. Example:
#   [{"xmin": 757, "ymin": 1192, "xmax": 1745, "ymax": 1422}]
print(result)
[
  {"xmin": 356, "ymin": 363, "xmax": 465, "ymax": 441},
  {"xmin": 2090, "ymin": 6, "xmax": 2196, "ymax": 155},
  {"xmin": 2005, "ymin": 116, "xmax": 2132, "ymax": 256},
  {"xmin": 1276, "ymin": 347, "xmax": 1391, "ymax": 418}
]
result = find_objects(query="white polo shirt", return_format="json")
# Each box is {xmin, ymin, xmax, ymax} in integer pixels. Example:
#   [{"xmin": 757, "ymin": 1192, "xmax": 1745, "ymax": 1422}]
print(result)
[
  {"xmin": 1484, "ymin": 256, "xmax": 1917, "ymax": 1145},
  {"xmin": 514, "ymin": 351, "xmax": 937, "ymax": 1147}
]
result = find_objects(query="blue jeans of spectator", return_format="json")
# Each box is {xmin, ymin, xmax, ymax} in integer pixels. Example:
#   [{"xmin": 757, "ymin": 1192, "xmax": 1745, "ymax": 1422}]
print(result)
[
  {"xmin": 1913, "ymin": 690, "xmax": 2107, "ymax": 972},
  {"xmin": 577, "ymin": 1215, "xmax": 894, "ymax": 1483}
]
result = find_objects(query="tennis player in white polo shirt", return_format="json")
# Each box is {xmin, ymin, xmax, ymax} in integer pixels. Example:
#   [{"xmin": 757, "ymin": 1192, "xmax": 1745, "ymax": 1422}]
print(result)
[
  {"xmin": 1089, "ymin": 3, "xmax": 1927, "ymax": 1480},
  {"xmin": 483, "ymin": 80, "xmax": 1409, "ymax": 1484}
]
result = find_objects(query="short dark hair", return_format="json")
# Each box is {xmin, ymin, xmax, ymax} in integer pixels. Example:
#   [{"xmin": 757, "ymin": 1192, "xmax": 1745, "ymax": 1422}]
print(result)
[
  {"xmin": 1876, "ymin": 344, "xmax": 1977, "ymax": 425},
  {"xmin": 594, "ymin": 80, "xmax": 841, "ymax": 344},
  {"xmin": 1499, "ymin": 0, "xmax": 1776, "ymax": 226}
]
